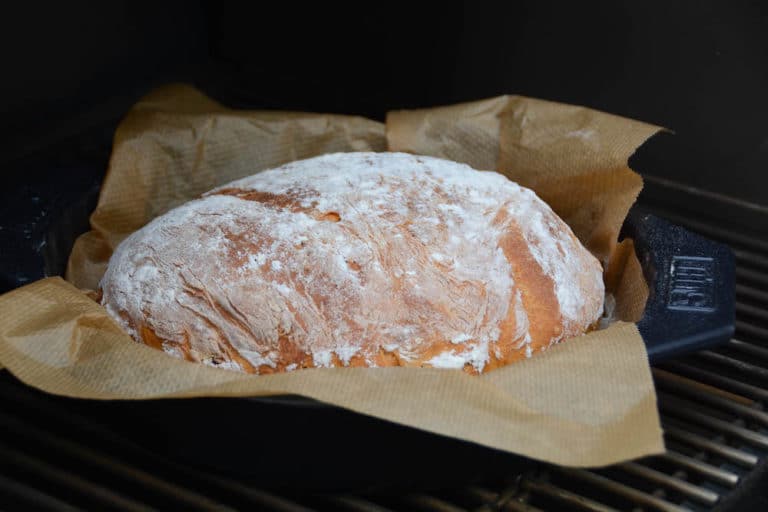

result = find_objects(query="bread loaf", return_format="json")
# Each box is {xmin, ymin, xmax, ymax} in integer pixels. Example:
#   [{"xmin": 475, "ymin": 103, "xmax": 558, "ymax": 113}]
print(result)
[{"xmin": 99, "ymin": 152, "xmax": 604, "ymax": 374}]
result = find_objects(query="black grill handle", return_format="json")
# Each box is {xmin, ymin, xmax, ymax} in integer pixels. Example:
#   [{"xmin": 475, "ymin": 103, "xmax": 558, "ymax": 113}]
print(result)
[{"xmin": 622, "ymin": 208, "xmax": 736, "ymax": 362}]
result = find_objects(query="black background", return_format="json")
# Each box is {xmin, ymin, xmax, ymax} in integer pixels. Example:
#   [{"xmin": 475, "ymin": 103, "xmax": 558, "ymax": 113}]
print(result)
[{"xmin": 1, "ymin": 1, "xmax": 767, "ymax": 204}]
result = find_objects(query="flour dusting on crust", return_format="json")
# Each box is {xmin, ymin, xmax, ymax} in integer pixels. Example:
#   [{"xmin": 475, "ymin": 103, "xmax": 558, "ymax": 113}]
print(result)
[{"xmin": 100, "ymin": 152, "xmax": 604, "ymax": 374}]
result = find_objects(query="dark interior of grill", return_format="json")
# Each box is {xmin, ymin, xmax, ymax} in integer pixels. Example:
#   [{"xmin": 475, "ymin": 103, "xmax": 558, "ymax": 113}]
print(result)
[{"xmin": 1, "ymin": 2, "xmax": 767, "ymax": 511}]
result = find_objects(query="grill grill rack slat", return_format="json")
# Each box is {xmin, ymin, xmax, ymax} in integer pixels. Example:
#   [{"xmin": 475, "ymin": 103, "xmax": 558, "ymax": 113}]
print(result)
[
  {"xmin": 0, "ymin": 442, "xmax": 158, "ymax": 512},
  {"xmin": 519, "ymin": 479, "xmax": 621, "ymax": 512},
  {"xmin": 662, "ymin": 422, "xmax": 759, "ymax": 469},
  {"xmin": 653, "ymin": 369, "xmax": 768, "ymax": 423},
  {"xmin": 551, "ymin": 468, "xmax": 691, "ymax": 512},
  {"xmin": 735, "ymin": 267, "xmax": 768, "ymax": 287},
  {"xmin": 0, "ymin": 411, "xmax": 231, "ymax": 512},
  {"xmin": 460, "ymin": 485, "xmax": 546, "ymax": 512},
  {"xmin": 656, "ymin": 451, "xmax": 739, "ymax": 488},
  {"xmin": 653, "ymin": 368, "xmax": 755, "ymax": 405},
  {"xmin": 1, "ymin": 195, "xmax": 766, "ymax": 511},
  {"xmin": 0, "ymin": 473, "xmax": 81, "ymax": 512},
  {"xmin": 0, "ymin": 377, "xmax": 317, "ymax": 511},
  {"xmin": 727, "ymin": 338, "xmax": 768, "ymax": 360},
  {"xmin": 616, "ymin": 462, "xmax": 720, "ymax": 506},
  {"xmin": 658, "ymin": 393, "xmax": 768, "ymax": 450},
  {"xmin": 735, "ymin": 320, "xmax": 768, "ymax": 341},
  {"xmin": 695, "ymin": 350, "xmax": 768, "ymax": 382},
  {"xmin": 735, "ymin": 283, "xmax": 768, "ymax": 303},
  {"xmin": 658, "ymin": 360, "xmax": 768, "ymax": 403},
  {"xmin": 323, "ymin": 495, "xmax": 398, "ymax": 512},
  {"xmin": 399, "ymin": 494, "xmax": 469, "ymax": 512}
]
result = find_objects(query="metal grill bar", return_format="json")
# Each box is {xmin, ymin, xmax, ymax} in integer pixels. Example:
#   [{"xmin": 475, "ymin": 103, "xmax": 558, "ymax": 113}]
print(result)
[
  {"xmin": 658, "ymin": 361, "xmax": 768, "ymax": 402},
  {"xmin": 401, "ymin": 494, "xmax": 468, "ymax": 512},
  {"xmin": 731, "ymin": 248, "xmax": 768, "ymax": 269},
  {"xmin": 727, "ymin": 339, "xmax": 768, "ymax": 360},
  {"xmin": 0, "ymin": 411, "xmax": 229, "ymax": 512},
  {"xmin": 502, "ymin": 500, "xmax": 548, "ymax": 512},
  {"xmin": 183, "ymin": 471, "xmax": 315, "ymax": 512},
  {"xmin": 0, "ymin": 441, "xmax": 157, "ymax": 512},
  {"xmin": 520, "ymin": 479, "xmax": 620, "ymax": 512},
  {"xmin": 459, "ymin": 485, "xmax": 498, "ymax": 503},
  {"xmin": 553, "ymin": 469, "xmax": 690, "ymax": 512},
  {"xmin": 462, "ymin": 485, "xmax": 547, "ymax": 512},
  {"xmin": 657, "ymin": 451, "xmax": 739, "ymax": 487},
  {"xmin": 695, "ymin": 351, "xmax": 768, "ymax": 381},
  {"xmin": 326, "ymin": 495, "xmax": 398, "ymax": 512},
  {"xmin": 658, "ymin": 394, "xmax": 768, "ymax": 449},
  {"xmin": 0, "ymin": 380, "xmax": 316, "ymax": 512},
  {"xmin": 653, "ymin": 367, "xmax": 754, "ymax": 405},
  {"xmin": 735, "ymin": 320, "xmax": 768, "ymax": 340},
  {"xmin": 618, "ymin": 462, "xmax": 720, "ymax": 506},
  {"xmin": 735, "ymin": 283, "xmax": 768, "ymax": 303},
  {"xmin": 501, "ymin": 500, "xmax": 548, "ymax": 512},
  {"xmin": 0, "ymin": 473, "xmax": 81, "ymax": 512},
  {"xmin": 735, "ymin": 267, "xmax": 768, "ymax": 287},
  {"xmin": 735, "ymin": 303, "xmax": 768, "ymax": 325},
  {"xmin": 662, "ymin": 423, "xmax": 759, "ymax": 468},
  {"xmin": 653, "ymin": 369, "xmax": 768, "ymax": 423}
]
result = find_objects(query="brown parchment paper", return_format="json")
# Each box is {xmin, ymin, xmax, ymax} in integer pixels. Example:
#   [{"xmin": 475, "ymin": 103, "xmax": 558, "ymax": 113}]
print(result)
[{"xmin": 0, "ymin": 85, "xmax": 665, "ymax": 467}]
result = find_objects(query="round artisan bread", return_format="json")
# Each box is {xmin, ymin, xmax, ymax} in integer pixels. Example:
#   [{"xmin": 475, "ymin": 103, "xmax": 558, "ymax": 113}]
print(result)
[{"xmin": 99, "ymin": 152, "xmax": 604, "ymax": 374}]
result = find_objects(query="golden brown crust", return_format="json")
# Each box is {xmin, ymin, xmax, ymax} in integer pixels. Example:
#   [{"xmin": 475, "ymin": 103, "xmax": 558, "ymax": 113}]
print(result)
[{"xmin": 100, "ymin": 152, "xmax": 604, "ymax": 374}]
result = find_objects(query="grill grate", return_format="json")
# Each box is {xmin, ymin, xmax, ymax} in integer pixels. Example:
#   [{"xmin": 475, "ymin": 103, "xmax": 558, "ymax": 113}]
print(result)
[{"xmin": 1, "ymin": 189, "xmax": 767, "ymax": 511}]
